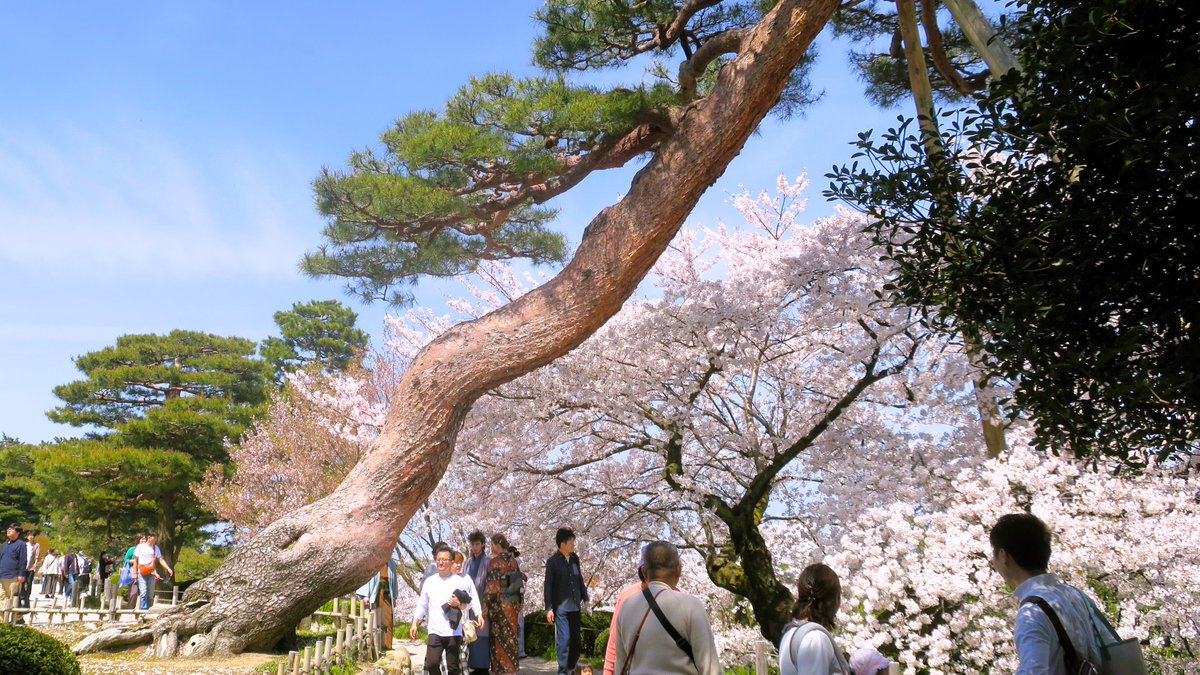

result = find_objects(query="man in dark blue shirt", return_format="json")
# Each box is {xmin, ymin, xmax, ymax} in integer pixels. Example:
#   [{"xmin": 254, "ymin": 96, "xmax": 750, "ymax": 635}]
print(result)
[
  {"xmin": 544, "ymin": 527, "xmax": 589, "ymax": 675},
  {"xmin": 1, "ymin": 524, "xmax": 28, "ymax": 624}
]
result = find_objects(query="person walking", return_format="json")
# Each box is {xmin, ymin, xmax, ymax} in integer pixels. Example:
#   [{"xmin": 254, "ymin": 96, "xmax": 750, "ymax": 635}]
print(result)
[
  {"xmin": 0, "ymin": 525, "xmax": 28, "ymax": 624},
  {"xmin": 778, "ymin": 563, "xmax": 850, "ymax": 675},
  {"xmin": 411, "ymin": 547, "xmax": 485, "ymax": 675},
  {"xmin": 485, "ymin": 534, "xmax": 522, "ymax": 675},
  {"xmin": 123, "ymin": 534, "xmax": 145, "ymax": 609},
  {"xmin": 464, "ymin": 531, "xmax": 491, "ymax": 675},
  {"xmin": 40, "ymin": 548, "xmax": 59, "ymax": 598},
  {"xmin": 544, "ymin": 527, "xmax": 589, "ymax": 675},
  {"xmin": 17, "ymin": 529, "xmax": 40, "ymax": 610},
  {"xmin": 60, "ymin": 546, "xmax": 80, "ymax": 603},
  {"xmin": 134, "ymin": 532, "xmax": 173, "ymax": 610},
  {"xmin": 611, "ymin": 541, "xmax": 721, "ymax": 675},
  {"xmin": 990, "ymin": 513, "xmax": 1104, "ymax": 674}
]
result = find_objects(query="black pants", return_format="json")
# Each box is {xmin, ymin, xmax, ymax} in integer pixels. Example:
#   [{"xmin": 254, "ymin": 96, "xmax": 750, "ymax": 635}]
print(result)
[
  {"xmin": 425, "ymin": 634, "xmax": 463, "ymax": 675},
  {"xmin": 17, "ymin": 575, "xmax": 34, "ymax": 608}
]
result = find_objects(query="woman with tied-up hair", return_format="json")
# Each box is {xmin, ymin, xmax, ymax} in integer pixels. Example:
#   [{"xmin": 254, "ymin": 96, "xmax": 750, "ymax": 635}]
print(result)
[{"xmin": 778, "ymin": 563, "xmax": 851, "ymax": 675}]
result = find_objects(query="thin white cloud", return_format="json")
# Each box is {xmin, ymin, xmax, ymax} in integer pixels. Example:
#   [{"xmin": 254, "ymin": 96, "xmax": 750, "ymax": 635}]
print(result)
[{"xmin": 0, "ymin": 118, "xmax": 320, "ymax": 281}]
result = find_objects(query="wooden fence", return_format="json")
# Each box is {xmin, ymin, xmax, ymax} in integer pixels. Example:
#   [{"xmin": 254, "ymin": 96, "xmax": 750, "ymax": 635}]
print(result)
[{"xmin": 8, "ymin": 584, "xmax": 390, "ymax": 675}]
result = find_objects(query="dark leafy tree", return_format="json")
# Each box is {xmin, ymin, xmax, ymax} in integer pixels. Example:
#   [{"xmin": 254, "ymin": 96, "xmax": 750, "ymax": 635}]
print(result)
[
  {"xmin": 45, "ymin": 331, "xmax": 272, "ymax": 565},
  {"xmin": 0, "ymin": 436, "xmax": 41, "ymax": 527},
  {"xmin": 826, "ymin": 0, "xmax": 1200, "ymax": 461},
  {"xmin": 260, "ymin": 299, "xmax": 370, "ymax": 377},
  {"xmin": 75, "ymin": 0, "xmax": 841, "ymax": 658}
]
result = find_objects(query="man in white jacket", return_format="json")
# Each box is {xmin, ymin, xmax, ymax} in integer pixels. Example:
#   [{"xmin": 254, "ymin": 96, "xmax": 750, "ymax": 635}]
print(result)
[
  {"xmin": 613, "ymin": 541, "xmax": 720, "ymax": 675},
  {"xmin": 411, "ymin": 547, "xmax": 484, "ymax": 675},
  {"xmin": 990, "ymin": 513, "xmax": 1104, "ymax": 675}
]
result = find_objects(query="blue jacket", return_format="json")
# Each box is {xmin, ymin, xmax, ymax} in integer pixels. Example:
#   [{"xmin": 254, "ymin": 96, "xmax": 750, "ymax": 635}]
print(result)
[{"xmin": 0, "ymin": 539, "xmax": 28, "ymax": 579}]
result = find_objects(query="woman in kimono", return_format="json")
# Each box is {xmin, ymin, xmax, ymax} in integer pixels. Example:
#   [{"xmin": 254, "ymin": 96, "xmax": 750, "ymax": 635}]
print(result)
[{"xmin": 485, "ymin": 533, "xmax": 522, "ymax": 675}]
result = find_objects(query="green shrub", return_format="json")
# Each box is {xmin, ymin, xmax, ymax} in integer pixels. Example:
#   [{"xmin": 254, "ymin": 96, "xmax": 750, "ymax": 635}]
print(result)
[
  {"xmin": 174, "ymin": 546, "xmax": 226, "ymax": 583},
  {"xmin": 0, "ymin": 623, "xmax": 82, "ymax": 675}
]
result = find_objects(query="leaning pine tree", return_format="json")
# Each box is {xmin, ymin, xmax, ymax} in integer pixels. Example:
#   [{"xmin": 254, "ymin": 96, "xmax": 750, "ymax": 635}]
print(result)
[{"xmin": 75, "ymin": 0, "xmax": 840, "ymax": 657}]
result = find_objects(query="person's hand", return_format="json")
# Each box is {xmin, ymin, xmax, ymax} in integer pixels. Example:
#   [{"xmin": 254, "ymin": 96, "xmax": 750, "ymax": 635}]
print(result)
[
  {"xmin": 409, "ymin": 624, "xmax": 419, "ymax": 640},
  {"xmin": 448, "ymin": 595, "xmax": 461, "ymax": 608},
  {"xmin": 477, "ymin": 615, "xmax": 486, "ymax": 631},
  {"xmin": 546, "ymin": 610, "xmax": 555, "ymax": 624}
]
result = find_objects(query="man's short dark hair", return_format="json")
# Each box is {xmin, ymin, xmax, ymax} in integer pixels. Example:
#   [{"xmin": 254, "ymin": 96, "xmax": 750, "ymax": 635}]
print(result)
[
  {"xmin": 145, "ymin": 531, "xmax": 158, "ymax": 538},
  {"xmin": 555, "ymin": 527, "xmax": 576, "ymax": 548},
  {"xmin": 990, "ymin": 512, "xmax": 1052, "ymax": 572},
  {"xmin": 7, "ymin": 523, "xmax": 21, "ymax": 532},
  {"xmin": 468, "ymin": 530, "xmax": 486, "ymax": 545},
  {"xmin": 640, "ymin": 541, "xmax": 680, "ymax": 581},
  {"xmin": 432, "ymin": 541, "xmax": 451, "ymax": 556}
]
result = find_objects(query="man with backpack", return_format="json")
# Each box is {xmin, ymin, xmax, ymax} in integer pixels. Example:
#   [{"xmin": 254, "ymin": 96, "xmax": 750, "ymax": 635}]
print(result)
[{"xmin": 990, "ymin": 513, "xmax": 1103, "ymax": 674}]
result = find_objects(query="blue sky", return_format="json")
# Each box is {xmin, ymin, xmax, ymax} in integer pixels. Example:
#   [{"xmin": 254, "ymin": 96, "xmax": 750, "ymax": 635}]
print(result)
[{"xmin": 0, "ymin": 2, "xmax": 911, "ymax": 444}]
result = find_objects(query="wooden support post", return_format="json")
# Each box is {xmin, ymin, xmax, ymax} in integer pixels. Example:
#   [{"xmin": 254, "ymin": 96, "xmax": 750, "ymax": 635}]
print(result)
[
  {"xmin": 172, "ymin": 585, "xmax": 179, "ymax": 605},
  {"xmin": 324, "ymin": 636, "xmax": 334, "ymax": 666},
  {"xmin": 287, "ymin": 650, "xmax": 298, "ymax": 675},
  {"xmin": 276, "ymin": 660, "xmax": 285, "ymax": 675},
  {"xmin": 314, "ymin": 640, "xmax": 324, "ymax": 668},
  {"xmin": 340, "ymin": 602, "xmax": 348, "ymax": 630},
  {"xmin": 889, "ymin": 663, "xmax": 901, "ymax": 675},
  {"xmin": 754, "ymin": 641, "xmax": 769, "ymax": 675},
  {"xmin": 303, "ymin": 646, "xmax": 312, "ymax": 674},
  {"xmin": 334, "ymin": 628, "xmax": 344, "ymax": 664}
]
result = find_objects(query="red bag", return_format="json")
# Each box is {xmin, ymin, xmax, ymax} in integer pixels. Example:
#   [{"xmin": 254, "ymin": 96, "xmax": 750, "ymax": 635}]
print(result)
[{"xmin": 138, "ymin": 561, "xmax": 156, "ymax": 576}]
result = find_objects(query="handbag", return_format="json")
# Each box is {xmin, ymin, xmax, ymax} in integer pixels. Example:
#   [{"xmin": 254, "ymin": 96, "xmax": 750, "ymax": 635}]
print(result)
[
  {"xmin": 463, "ymin": 618, "xmax": 478, "ymax": 644},
  {"xmin": 1083, "ymin": 595, "xmax": 1148, "ymax": 675},
  {"xmin": 118, "ymin": 561, "xmax": 133, "ymax": 588},
  {"xmin": 1024, "ymin": 597, "xmax": 1101, "ymax": 675},
  {"xmin": 138, "ymin": 561, "xmax": 156, "ymax": 576}
]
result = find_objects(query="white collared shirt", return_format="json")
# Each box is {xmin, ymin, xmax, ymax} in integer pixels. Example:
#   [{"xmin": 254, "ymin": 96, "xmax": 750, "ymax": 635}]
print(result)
[{"xmin": 1012, "ymin": 573, "xmax": 1103, "ymax": 674}]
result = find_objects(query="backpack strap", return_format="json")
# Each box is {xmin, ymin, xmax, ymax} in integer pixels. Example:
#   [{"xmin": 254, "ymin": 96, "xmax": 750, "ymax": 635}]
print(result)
[{"xmin": 1024, "ymin": 596, "xmax": 1091, "ymax": 674}]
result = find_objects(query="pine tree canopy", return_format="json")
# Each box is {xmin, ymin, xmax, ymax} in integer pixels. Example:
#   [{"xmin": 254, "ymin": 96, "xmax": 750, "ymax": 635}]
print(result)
[{"xmin": 301, "ymin": 0, "xmax": 816, "ymax": 305}]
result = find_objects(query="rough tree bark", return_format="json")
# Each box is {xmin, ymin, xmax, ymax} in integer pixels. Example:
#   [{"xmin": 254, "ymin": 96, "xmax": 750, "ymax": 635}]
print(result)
[{"xmin": 74, "ymin": 0, "xmax": 839, "ymax": 657}]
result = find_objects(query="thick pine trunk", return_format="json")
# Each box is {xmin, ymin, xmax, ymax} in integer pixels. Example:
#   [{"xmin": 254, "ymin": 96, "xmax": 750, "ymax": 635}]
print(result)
[{"xmin": 74, "ymin": 0, "xmax": 839, "ymax": 657}]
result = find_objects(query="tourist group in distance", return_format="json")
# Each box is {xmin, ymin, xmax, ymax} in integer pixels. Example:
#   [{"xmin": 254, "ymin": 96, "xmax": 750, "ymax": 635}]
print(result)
[{"xmin": 0, "ymin": 526, "xmax": 174, "ymax": 623}]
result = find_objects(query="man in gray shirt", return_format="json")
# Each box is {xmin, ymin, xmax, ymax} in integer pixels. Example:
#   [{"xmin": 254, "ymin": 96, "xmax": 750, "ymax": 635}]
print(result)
[{"xmin": 613, "ymin": 541, "xmax": 721, "ymax": 675}]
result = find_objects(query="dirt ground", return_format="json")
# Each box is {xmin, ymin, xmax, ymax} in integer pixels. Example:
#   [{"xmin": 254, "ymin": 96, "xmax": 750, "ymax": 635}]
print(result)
[{"xmin": 38, "ymin": 625, "xmax": 560, "ymax": 674}]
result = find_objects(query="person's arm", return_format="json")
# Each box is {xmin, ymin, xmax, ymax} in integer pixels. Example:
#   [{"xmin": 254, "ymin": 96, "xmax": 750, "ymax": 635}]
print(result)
[
  {"xmin": 466, "ymin": 576, "xmax": 485, "ymax": 630},
  {"xmin": 544, "ymin": 557, "xmax": 557, "ymax": 623},
  {"xmin": 1014, "ymin": 604, "xmax": 1057, "ymax": 675},
  {"xmin": 686, "ymin": 597, "xmax": 722, "ymax": 675},
  {"xmin": 410, "ymin": 579, "xmax": 430, "ymax": 640},
  {"xmin": 602, "ymin": 598, "xmax": 622, "ymax": 675},
  {"xmin": 155, "ymin": 547, "xmax": 174, "ymax": 577},
  {"xmin": 17, "ymin": 544, "xmax": 27, "ymax": 581},
  {"xmin": 577, "ymin": 555, "xmax": 589, "ymax": 604}
]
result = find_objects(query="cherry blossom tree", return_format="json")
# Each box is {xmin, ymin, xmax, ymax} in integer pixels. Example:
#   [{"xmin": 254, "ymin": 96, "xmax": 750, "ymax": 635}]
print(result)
[
  {"xmin": 380, "ymin": 175, "xmax": 990, "ymax": 643},
  {"xmin": 830, "ymin": 442, "xmax": 1200, "ymax": 673}
]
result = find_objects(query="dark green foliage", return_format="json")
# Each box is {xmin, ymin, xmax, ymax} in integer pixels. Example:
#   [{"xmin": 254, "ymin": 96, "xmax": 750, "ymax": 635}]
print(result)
[
  {"xmin": 0, "ymin": 436, "xmax": 41, "ymax": 526},
  {"xmin": 40, "ymin": 331, "xmax": 272, "ymax": 562},
  {"xmin": 826, "ymin": 0, "xmax": 1200, "ymax": 461},
  {"xmin": 0, "ymin": 624, "xmax": 82, "ymax": 675},
  {"xmin": 48, "ymin": 330, "xmax": 271, "ymax": 431},
  {"xmin": 261, "ymin": 299, "xmax": 369, "ymax": 377},
  {"xmin": 523, "ymin": 610, "xmax": 554, "ymax": 657}
]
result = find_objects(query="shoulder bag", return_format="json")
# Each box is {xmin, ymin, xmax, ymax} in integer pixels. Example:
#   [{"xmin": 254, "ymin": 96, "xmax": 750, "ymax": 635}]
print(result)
[
  {"xmin": 1080, "ymin": 594, "xmax": 1147, "ymax": 675},
  {"xmin": 1024, "ymin": 596, "xmax": 1101, "ymax": 675}
]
